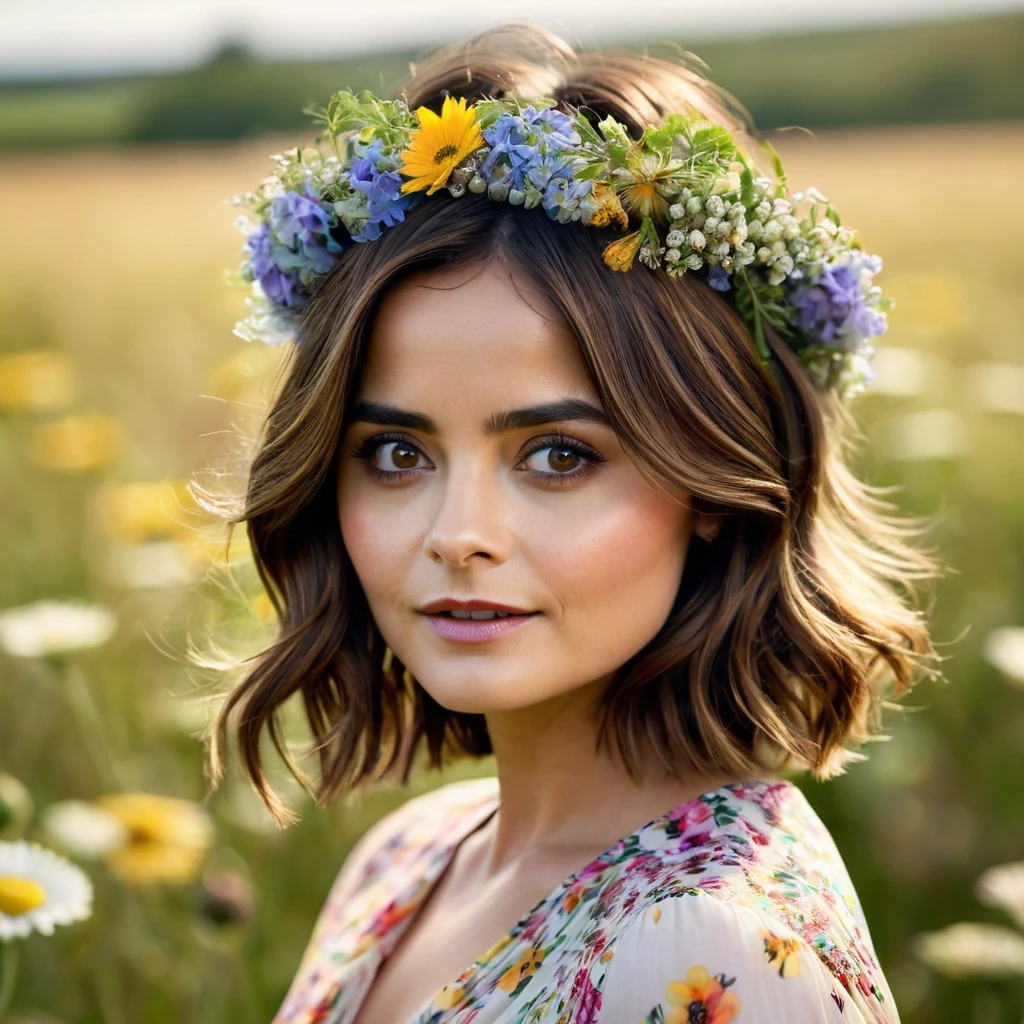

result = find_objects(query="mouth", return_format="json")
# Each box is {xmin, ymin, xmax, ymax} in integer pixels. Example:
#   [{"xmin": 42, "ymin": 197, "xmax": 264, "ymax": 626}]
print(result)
[
  {"xmin": 420, "ymin": 609, "xmax": 540, "ymax": 643},
  {"xmin": 431, "ymin": 609, "xmax": 535, "ymax": 620}
]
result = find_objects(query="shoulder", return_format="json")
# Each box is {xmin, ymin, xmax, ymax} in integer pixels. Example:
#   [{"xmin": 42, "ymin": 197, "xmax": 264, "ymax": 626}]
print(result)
[
  {"xmin": 272, "ymin": 778, "xmax": 498, "ymax": 1021},
  {"xmin": 597, "ymin": 894, "xmax": 859, "ymax": 1024},
  {"xmin": 355, "ymin": 774, "xmax": 499, "ymax": 861},
  {"xmin": 588, "ymin": 781, "xmax": 900, "ymax": 1023},
  {"xmin": 326, "ymin": 775, "xmax": 499, "ymax": 901}
]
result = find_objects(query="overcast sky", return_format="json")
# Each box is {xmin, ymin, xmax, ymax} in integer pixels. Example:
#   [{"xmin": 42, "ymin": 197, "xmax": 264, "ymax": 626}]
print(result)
[{"xmin": 2, "ymin": 0, "xmax": 1023, "ymax": 79}]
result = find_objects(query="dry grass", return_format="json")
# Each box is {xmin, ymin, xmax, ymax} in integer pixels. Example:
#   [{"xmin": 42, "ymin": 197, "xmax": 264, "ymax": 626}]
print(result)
[{"xmin": 1, "ymin": 123, "xmax": 1023, "ymax": 1024}]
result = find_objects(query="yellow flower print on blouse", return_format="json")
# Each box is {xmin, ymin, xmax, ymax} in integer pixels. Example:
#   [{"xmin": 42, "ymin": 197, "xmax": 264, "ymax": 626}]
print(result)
[
  {"xmin": 497, "ymin": 943, "xmax": 546, "ymax": 993},
  {"xmin": 761, "ymin": 928, "xmax": 802, "ymax": 978},
  {"xmin": 660, "ymin": 964, "xmax": 741, "ymax": 1024},
  {"xmin": 480, "ymin": 931, "xmax": 516, "ymax": 964},
  {"xmin": 429, "ymin": 983, "xmax": 467, "ymax": 1012}
]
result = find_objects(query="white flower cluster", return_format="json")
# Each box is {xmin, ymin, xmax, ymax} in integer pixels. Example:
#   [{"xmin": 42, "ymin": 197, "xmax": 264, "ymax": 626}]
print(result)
[{"xmin": 662, "ymin": 180, "xmax": 848, "ymax": 288}]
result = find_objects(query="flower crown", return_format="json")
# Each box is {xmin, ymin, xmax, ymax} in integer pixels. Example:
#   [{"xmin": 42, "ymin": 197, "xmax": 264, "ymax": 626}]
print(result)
[{"xmin": 229, "ymin": 90, "xmax": 890, "ymax": 398}]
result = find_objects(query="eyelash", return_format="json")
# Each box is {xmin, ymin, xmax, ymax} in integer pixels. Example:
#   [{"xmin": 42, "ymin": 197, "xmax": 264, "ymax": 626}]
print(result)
[{"xmin": 348, "ymin": 431, "xmax": 606, "ymax": 486}]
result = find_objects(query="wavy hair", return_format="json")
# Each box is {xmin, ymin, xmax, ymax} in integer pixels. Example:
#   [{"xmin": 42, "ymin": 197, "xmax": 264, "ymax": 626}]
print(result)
[{"xmin": 197, "ymin": 23, "xmax": 941, "ymax": 825}]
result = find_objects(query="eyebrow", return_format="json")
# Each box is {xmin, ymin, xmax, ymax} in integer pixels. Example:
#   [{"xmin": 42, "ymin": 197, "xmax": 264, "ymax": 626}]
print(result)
[{"xmin": 346, "ymin": 398, "xmax": 612, "ymax": 437}]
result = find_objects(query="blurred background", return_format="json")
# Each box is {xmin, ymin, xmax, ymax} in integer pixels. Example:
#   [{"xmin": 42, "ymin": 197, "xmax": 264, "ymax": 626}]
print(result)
[{"xmin": 1, "ymin": 1, "xmax": 1023, "ymax": 1022}]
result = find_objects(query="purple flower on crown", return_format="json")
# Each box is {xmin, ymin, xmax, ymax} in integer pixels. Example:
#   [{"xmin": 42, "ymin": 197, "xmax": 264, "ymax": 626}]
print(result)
[
  {"xmin": 789, "ymin": 251, "xmax": 887, "ymax": 351},
  {"xmin": 246, "ymin": 222, "xmax": 304, "ymax": 309},
  {"xmin": 348, "ymin": 142, "xmax": 415, "ymax": 242},
  {"xmin": 707, "ymin": 266, "xmax": 732, "ymax": 292},
  {"xmin": 267, "ymin": 183, "xmax": 343, "ymax": 280}
]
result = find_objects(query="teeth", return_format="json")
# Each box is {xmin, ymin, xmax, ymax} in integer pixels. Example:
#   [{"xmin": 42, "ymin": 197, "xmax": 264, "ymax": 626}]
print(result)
[{"xmin": 447, "ymin": 610, "xmax": 511, "ymax": 619}]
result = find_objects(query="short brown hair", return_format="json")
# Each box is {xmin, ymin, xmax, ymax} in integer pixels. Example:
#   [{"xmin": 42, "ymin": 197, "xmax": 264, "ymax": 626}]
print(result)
[{"xmin": 199, "ymin": 24, "xmax": 940, "ymax": 825}]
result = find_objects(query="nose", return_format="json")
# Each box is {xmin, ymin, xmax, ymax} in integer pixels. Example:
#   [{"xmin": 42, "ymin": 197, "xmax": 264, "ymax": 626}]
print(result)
[{"xmin": 423, "ymin": 456, "xmax": 512, "ymax": 567}]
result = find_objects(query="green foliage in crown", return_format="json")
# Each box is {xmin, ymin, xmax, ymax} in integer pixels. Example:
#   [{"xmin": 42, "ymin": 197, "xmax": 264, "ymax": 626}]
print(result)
[{"xmin": 229, "ymin": 90, "xmax": 890, "ymax": 397}]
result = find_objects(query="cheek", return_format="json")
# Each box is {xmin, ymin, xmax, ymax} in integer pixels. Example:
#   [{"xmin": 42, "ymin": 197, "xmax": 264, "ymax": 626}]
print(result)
[
  {"xmin": 337, "ymin": 482, "xmax": 410, "ymax": 611},
  {"xmin": 535, "ymin": 482, "xmax": 691, "ymax": 648}
]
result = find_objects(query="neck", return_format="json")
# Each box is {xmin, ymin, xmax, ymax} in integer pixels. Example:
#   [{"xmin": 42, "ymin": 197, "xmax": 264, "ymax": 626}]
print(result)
[{"xmin": 472, "ymin": 677, "xmax": 776, "ymax": 879}]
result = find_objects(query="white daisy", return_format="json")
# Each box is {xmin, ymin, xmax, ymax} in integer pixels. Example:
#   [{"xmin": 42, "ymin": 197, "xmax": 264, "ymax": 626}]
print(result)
[
  {"xmin": 913, "ymin": 922, "xmax": 1024, "ymax": 978},
  {"xmin": 102, "ymin": 540, "xmax": 201, "ymax": 590},
  {"xmin": 0, "ymin": 840, "xmax": 93, "ymax": 940},
  {"xmin": 40, "ymin": 801, "xmax": 127, "ymax": 859},
  {"xmin": 977, "ymin": 861, "xmax": 1024, "ymax": 931},
  {"xmin": 983, "ymin": 626, "xmax": 1024, "ymax": 686},
  {"xmin": 0, "ymin": 599, "xmax": 117, "ymax": 659}
]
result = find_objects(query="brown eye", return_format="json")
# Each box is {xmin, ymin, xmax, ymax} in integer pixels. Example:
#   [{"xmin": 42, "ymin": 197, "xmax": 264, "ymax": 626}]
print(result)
[
  {"xmin": 523, "ymin": 444, "xmax": 581, "ymax": 475},
  {"xmin": 547, "ymin": 447, "xmax": 579, "ymax": 472},
  {"xmin": 379, "ymin": 441, "xmax": 422, "ymax": 471}
]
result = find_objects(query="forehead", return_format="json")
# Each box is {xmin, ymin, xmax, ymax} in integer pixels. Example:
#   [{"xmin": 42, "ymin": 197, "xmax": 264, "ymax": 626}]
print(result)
[{"xmin": 359, "ymin": 262, "xmax": 599, "ymax": 407}]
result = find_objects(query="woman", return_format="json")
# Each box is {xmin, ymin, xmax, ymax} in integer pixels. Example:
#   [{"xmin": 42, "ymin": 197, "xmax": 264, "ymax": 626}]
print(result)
[{"xmin": 204, "ymin": 23, "xmax": 938, "ymax": 1024}]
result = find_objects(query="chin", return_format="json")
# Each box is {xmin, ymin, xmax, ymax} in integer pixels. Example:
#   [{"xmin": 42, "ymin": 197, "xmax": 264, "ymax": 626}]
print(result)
[{"xmin": 415, "ymin": 671, "xmax": 569, "ymax": 715}]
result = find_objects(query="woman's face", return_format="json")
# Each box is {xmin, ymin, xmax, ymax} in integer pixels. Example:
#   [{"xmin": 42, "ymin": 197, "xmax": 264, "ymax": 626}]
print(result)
[{"xmin": 337, "ymin": 260, "xmax": 705, "ymax": 714}]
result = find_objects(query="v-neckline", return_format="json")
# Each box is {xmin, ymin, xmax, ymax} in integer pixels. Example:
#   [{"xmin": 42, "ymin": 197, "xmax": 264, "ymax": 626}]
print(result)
[{"xmin": 362, "ymin": 776, "xmax": 788, "ymax": 1024}]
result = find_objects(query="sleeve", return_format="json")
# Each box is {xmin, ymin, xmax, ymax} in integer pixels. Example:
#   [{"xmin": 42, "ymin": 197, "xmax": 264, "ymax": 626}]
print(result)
[
  {"xmin": 290, "ymin": 794, "xmax": 420, "ymax": 953},
  {"xmin": 271, "ymin": 801, "xmax": 418, "ymax": 1022},
  {"xmin": 596, "ymin": 893, "xmax": 880, "ymax": 1024}
]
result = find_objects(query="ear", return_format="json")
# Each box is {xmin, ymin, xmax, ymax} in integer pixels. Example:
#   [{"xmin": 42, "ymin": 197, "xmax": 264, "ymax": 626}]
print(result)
[{"xmin": 693, "ymin": 511, "xmax": 723, "ymax": 543}]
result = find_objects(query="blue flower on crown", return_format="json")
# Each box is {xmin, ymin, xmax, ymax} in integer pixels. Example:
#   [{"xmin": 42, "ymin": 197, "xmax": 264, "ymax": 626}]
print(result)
[
  {"xmin": 790, "ymin": 251, "xmax": 887, "ymax": 350},
  {"xmin": 348, "ymin": 141, "xmax": 416, "ymax": 242},
  {"xmin": 481, "ymin": 106, "xmax": 579, "ymax": 191},
  {"xmin": 541, "ymin": 178, "xmax": 593, "ymax": 223}
]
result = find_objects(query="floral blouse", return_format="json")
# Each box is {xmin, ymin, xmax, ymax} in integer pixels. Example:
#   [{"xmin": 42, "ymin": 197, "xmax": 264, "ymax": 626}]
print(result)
[{"xmin": 275, "ymin": 776, "xmax": 900, "ymax": 1024}]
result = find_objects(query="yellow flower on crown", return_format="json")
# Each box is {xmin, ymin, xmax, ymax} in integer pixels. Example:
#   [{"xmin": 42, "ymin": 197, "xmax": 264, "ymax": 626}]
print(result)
[
  {"xmin": 399, "ymin": 96, "xmax": 483, "ymax": 195},
  {"xmin": 587, "ymin": 183, "xmax": 629, "ymax": 231},
  {"xmin": 602, "ymin": 230, "xmax": 642, "ymax": 272}
]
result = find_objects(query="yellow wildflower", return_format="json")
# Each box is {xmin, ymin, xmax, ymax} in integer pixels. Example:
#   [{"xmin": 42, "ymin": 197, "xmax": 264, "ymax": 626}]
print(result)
[
  {"xmin": 96, "ymin": 793, "xmax": 213, "ymax": 886},
  {"xmin": 399, "ymin": 96, "xmax": 483, "ymax": 195},
  {"xmin": 602, "ymin": 231, "xmax": 642, "ymax": 273},
  {"xmin": 31, "ymin": 413, "xmax": 124, "ymax": 472},
  {"xmin": 588, "ymin": 184, "xmax": 629, "ymax": 231},
  {"xmin": 0, "ymin": 351, "xmax": 76, "ymax": 412},
  {"xmin": 95, "ymin": 479, "xmax": 204, "ymax": 544},
  {"xmin": 250, "ymin": 591, "xmax": 277, "ymax": 623}
]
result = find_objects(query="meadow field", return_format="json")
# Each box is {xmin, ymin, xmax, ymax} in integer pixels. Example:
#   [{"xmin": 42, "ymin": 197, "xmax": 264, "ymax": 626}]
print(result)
[{"xmin": 0, "ymin": 123, "xmax": 1023, "ymax": 1023}]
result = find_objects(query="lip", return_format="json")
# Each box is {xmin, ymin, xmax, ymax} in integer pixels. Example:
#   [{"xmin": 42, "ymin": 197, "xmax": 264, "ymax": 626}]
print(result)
[
  {"xmin": 421, "ymin": 610, "xmax": 539, "ymax": 644},
  {"xmin": 418, "ymin": 598, "xmax": 535, "ymax": 615}
]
